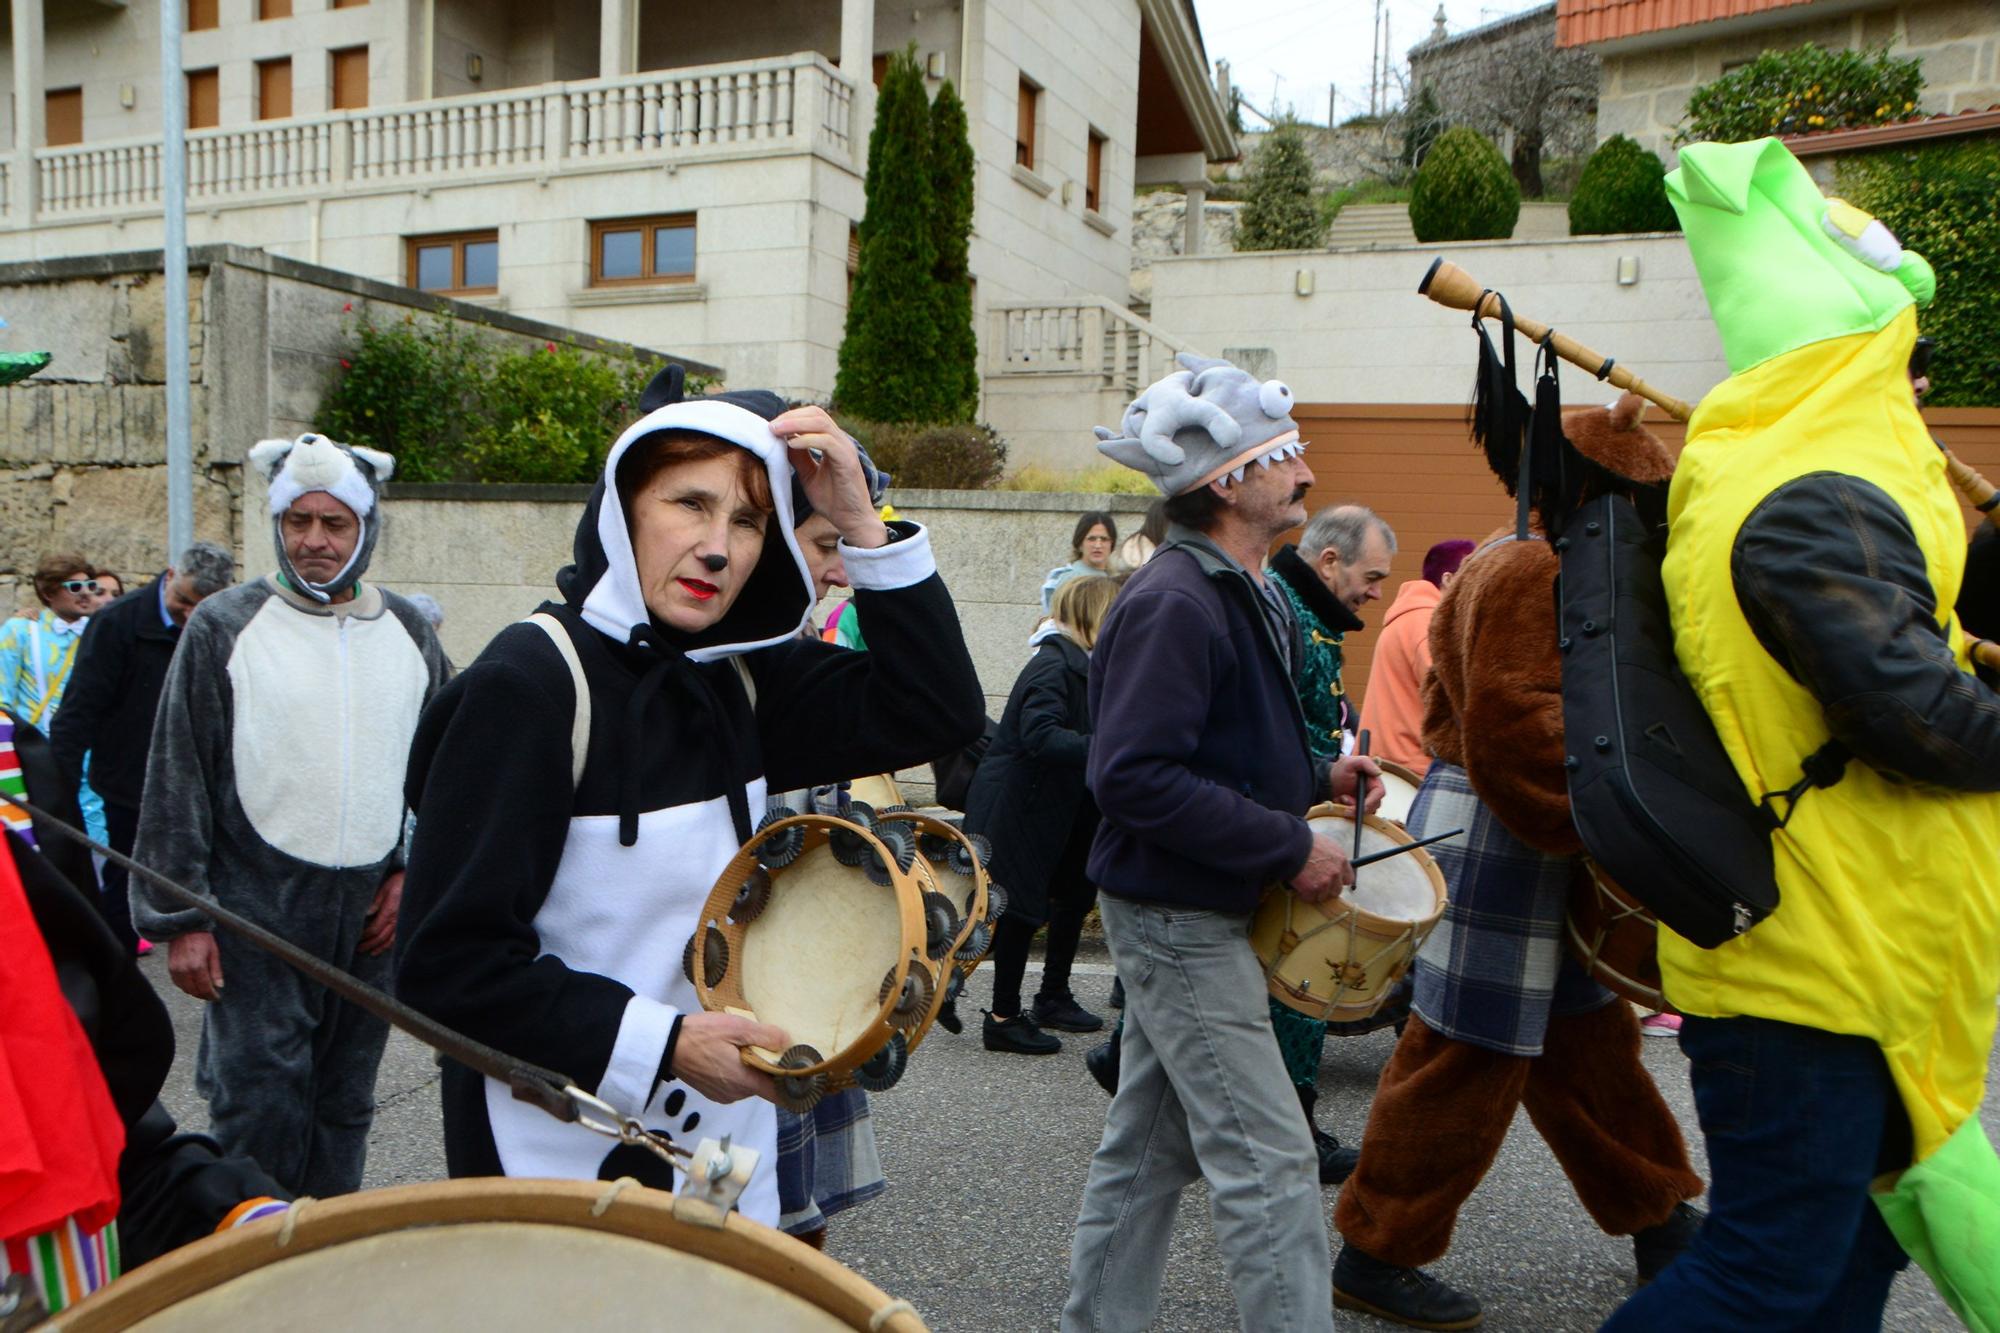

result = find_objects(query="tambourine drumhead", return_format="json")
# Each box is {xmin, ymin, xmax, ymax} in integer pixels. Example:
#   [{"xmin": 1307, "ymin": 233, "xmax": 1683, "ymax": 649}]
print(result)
[
  {"xmin": 1251, "ymin": 806, "xmax": 1446, "ymax": 1022},
  {"xmin": 1373, "ymin": 761, "xmax": 1425, "ymax": 827},
  {"xmin": 1564, "ymin": 860, "xmax": 1669, "ymax": 1013},
  {"xmin": 740, "ymin": 844, "xmax": 903, "ymax": 1058},
  {"xmin": 55, "ymin": 1179, "xmax": 925, "ymax": 1332}
]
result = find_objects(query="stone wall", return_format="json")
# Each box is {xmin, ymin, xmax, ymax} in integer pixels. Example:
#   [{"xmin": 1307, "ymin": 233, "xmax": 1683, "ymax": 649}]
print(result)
[
  {"xmin": 1593, "ymin": 0, "xmax": 2000, "ymax": 160},
  {"xmin": 1129, "ymin": 190, "xmax": 1242, "ymax": 306},
  {"xmin": 0, "ymin": 244, "xmax": 705, "ymax": 613}
]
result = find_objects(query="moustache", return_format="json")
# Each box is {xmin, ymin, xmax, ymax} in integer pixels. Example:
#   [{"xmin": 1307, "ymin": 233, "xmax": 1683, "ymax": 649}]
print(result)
[{"xmin": 1290, "ymin": 484, "xmax": 1311, "ymax": 503}]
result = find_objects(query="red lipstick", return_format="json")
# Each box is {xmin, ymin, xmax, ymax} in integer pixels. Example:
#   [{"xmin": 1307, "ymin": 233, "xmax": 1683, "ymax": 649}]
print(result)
[{"xmin": 678, "ymin": 577, "xmax": 718, "ymax": 601}]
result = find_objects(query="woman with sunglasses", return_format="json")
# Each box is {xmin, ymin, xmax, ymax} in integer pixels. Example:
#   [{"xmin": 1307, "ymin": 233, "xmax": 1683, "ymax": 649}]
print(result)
[{"xmin": 0, "ymin": 554, "xmax": 110, "ymax": 851}]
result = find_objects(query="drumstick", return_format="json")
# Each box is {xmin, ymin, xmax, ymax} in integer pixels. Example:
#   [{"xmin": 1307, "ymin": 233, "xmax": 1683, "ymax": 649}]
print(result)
[
  {"xmin": 1351, "ymin": 730, "xmax": 1371, "ymax": 865},
  {"xmin": 1352, "ymin": 828, "xmax": 1466, "ymax": 869}
]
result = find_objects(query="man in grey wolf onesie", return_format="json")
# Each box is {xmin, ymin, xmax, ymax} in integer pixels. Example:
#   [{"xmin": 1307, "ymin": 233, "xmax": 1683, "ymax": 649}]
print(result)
[{"xmin": 132, "ymin": 434, "xmax": 450, "ymax": 1197}]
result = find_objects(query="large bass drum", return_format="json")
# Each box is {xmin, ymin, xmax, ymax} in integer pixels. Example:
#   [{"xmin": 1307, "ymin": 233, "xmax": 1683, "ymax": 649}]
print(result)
[
  {"xmin": 1563, "ymin": 859, "xmax": 1670, "ymax": 1012},
  {"xmin": 52, "ymin": 1179, "xmax": 927, "ymax": 1331}
]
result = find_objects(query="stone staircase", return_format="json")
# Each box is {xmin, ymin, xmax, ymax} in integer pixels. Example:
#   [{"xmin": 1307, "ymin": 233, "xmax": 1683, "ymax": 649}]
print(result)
[{"xmin": 1326, "ymin": 203, "xmax": 1417, "ymax": 249}]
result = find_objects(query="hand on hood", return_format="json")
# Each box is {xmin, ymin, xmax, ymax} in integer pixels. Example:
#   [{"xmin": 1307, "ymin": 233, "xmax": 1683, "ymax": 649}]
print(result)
[{"xmin": 771, "ymin": 406, "xmax": 889, "ymax": 551}]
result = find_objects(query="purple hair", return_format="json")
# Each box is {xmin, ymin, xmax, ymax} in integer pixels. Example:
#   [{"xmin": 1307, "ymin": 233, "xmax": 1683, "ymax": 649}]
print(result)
[{"xmin": 1423, "ymin": 540, "xmax": 1477, "ymax": 588}]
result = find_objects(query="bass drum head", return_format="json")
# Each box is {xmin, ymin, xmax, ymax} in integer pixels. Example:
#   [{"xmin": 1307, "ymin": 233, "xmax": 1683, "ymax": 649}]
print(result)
[
  {"xmin": 59, "ymin": 1180, "xmax": 925, "ymax": 1332},
  {"xmin": 741, "ymin": 843, "xmax": 903, "ymax": 1059},
  {"xmin": 1373, "ymin": 761, "xmax": 1425, "ymax": 827}
]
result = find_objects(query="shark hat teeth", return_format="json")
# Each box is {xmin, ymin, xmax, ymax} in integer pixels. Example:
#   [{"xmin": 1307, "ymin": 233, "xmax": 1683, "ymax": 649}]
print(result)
[{"xmin": 1214, "ymin": 436, "xmax": 1306, "ymax": 489}]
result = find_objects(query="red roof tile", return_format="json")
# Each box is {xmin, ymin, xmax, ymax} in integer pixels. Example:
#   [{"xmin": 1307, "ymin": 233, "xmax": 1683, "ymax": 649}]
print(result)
[{"xmin": 1556, "ymin": 0, "xmax": 1815, "ymax": 48}]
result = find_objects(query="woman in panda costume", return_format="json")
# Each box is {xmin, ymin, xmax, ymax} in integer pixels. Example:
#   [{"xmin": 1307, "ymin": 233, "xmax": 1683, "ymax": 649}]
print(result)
[{"xmin": 397, "ymin": 378, "xmax": 984, "ymax": 1224}]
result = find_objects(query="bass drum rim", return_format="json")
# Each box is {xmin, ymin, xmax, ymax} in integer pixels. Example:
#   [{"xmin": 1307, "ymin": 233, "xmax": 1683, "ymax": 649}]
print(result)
[
  {"xmin": 54, "ymin": 1178, "xmax": 927, "ymax": 1333},
  {"xmin": 1563, "ymin": 860, "xmax": 1672, "ymax": 1014}
]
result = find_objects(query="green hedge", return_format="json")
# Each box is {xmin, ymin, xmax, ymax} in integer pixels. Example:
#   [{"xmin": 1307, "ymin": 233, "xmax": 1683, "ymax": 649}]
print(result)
[
  {"xmin": 1409, "ymin": 127, "xmax": 1520, "ymax": 243},
  {"xmin": 1568, "ymin": 135, "xmax": 1678, "ymax": 235},
  {"xmin": 314, "ymin": 314, "xmax": 674, "ymax": 483},
  {"xmin": 1837, "ymin": 139, "xmax": 2000, "ymax": 407},
  {"xmin": 1680, "ymin": 43, "xmax": 1921, "ymax": 146},
  {"xmin": 1237, "ymin": 121, "xmax": 1328, "ymax": 252},
  {"xmin": 837, "ymin": 418, "xmax": 1008, "ymax": 490}
]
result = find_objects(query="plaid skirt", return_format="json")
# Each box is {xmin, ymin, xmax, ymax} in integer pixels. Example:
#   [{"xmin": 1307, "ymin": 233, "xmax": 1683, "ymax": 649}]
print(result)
[
  {"xmin": 1407, "ymin": 762, "xmax": 1615, "ymax": 1057},
  {"xmin": 774, "ymin": 1087, "xmax": 886, "ymax": 1236}
]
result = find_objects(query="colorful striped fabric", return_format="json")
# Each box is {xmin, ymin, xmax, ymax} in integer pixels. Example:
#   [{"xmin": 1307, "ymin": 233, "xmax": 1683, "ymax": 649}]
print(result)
[
  {"xmin": 0, "ymin": 1217, "xmax": 119, "ymax": 1313},
  {"xmin": 0, "ymin": 713, "xmax": 35, "ymax": 847}
]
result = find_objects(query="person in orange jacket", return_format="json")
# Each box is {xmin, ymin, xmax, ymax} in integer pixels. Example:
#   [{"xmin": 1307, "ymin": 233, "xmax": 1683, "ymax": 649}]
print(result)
[{"xmin": 1359, "ymin": 540, "xmax": 1475, "ymax": 777}]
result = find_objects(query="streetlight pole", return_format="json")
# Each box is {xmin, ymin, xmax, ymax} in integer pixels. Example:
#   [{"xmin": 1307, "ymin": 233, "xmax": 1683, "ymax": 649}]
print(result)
[{"xmin": 162, "ymin": 0, "xmax": 193, "ymax": 559}]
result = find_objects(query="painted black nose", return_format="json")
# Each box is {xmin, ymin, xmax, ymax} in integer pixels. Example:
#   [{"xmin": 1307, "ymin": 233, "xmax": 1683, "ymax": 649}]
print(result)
[{"xmin": 700, "ymin": 553, "xmax": 728, "ymax": 573}]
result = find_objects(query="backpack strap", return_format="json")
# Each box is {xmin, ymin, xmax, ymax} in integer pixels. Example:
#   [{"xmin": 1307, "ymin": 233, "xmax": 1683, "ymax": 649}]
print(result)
[{"xmin": 526, "ymin": 612, "xmax": 590, "ymax": 791}]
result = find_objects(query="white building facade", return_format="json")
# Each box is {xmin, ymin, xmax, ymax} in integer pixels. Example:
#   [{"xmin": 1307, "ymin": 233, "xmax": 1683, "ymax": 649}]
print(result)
[{"xmin": 2, "ymin": 0, "xmax": 1233, "ymax": 460}]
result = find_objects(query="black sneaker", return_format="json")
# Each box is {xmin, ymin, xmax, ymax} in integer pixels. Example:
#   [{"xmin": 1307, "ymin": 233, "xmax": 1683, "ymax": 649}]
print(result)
[
  {"xmin": 1032, "ymin": 993, "xmax": 1105, "ymax": 1033},
  {"xmin": 982, "ymin": 1012, "xmax": 1062, "ymax": 1054},
  {"xmin": 1632, "ymin": 1201, "xmax": 1704, "ymax": 1285},
  {"xmin": 935, "ymin": 997, "xmax": 963, "ymax": 1035},
  {"xmin": 1085, "ymin": 1029, "xmax": 1121, "ymax": 1095},
  {"xmin": 1314, "ymin": 1127, "xmax": 1360, "ymax": 1185},
  {"xmin": 1333, "ymin": 1244, "xmax": 1483, "ymax": 1330}
]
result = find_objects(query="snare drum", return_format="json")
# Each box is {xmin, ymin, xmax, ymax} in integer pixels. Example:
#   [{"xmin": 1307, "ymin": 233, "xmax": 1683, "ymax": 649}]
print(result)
[
  {"xmin": 690, "ymin": 811, "xmax": 957, "ymax": 1111},
  {"xmin": 53, "ymin": 1179, "xmax": 926, "ymax": 1332},
  {"xmin": 1563, "ymin": 860, "xmax": 1670, "ymax": 1013},
  {"xmin": 1373, "ymin": 760, "xmax": 1426, "ymax": 827},
  {"xmin": 1251, "ymin": 804, "xmax": 1446, "ymax": 1023}
]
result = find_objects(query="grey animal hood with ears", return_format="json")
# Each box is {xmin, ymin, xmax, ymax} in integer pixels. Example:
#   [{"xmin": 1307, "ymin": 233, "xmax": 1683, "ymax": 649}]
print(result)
[
  {"xmin": 1094, "ymin": 351, "xmax": 1306, "ymax": 497},
  {"xmin": 558, "ymin": 397, "xmax": 817, "ymax": 661},
  {"xmin": 248, "ymin": 432, "xmax": 396, "ymax": 603}
]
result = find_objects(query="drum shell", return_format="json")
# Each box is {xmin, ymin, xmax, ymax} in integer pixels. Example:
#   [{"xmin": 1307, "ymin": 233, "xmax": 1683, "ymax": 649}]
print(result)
[
  {"xmin": 1250, "ymin": 805, "xmax": 1446, "ymax": 1023},
  {"xmin": 53, "ymin": 1178, "xmax": 926, "ymax": 1332},
  {"xmin": 1563, "ymin": 860, "xmax": 1670, "ymax": 1013}
]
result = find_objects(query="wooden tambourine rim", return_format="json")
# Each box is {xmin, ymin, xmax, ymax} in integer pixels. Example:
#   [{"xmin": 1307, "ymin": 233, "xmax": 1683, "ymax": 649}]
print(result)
[
  {"xmin": 1564, "ymin": 860, "xmax": 1671, "ymax": 1014},
  {"xmin": 50, "ymin": 1179, "xmax": 927, "ymax": 1333},
  {"xmin": 873, "ymin": 809, "xmax": 992, "ymax": 975},
  {"xmin": 692, "ymin": 813, "xmax": 926, "ymax": 1081},
  {"xmin": 1260, "ymin": 804, "xmax": 1448, "ymax": 1021}
]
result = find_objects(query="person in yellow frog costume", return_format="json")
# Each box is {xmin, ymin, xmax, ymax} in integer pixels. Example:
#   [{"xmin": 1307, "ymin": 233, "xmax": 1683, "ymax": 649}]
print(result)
[{"xmin": 1603, "ymin": 138, "xmax": 2000, "ymax": 1332}]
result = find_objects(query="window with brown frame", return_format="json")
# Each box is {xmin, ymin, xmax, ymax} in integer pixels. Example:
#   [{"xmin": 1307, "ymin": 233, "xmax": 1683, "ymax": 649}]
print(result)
[
  {"xmin": 258, "ymin": 0, "xmax": 292, "ymax": 17},
  {"xmin": 1086, "ymin": 129, "xmax": 1105, "ymax": 213},
  {"xmin": 187, "ymin": 0, "xmax": 218, "ymax": 31},
  {"xmin": 406, "ymin": 231, "xmax": 499, "ymax": 296},
  {"xmin": 46, "ymin": 89, "xmax": 83, "ymax": 147},
  {"xmin": 1015, "ymin": 77, "xmax": 1039, "ymax": 170},
  {"xmin": 872, "ymin": 54, "xmax": 888, "ymax": 88},
  {"xmin": 330, "ymin": 46, "xmax": 369, "ymax": 110},
  {"xmin": 332, "ymin": 0, "xmax": 369, "ymax": 7},
  {"xmin": 188, "ymin": 70, "xmax": 220, "ymax": 130},
  {"xmin": 590, "ymin": 215, "xmax": 697, "ymax": 287},
  {"xmin": 258, "ymin": 58, "xmax": 293, "ymax": 121}
]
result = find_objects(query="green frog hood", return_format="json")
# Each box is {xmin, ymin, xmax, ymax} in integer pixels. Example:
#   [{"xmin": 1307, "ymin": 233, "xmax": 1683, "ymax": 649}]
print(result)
[{"xmin": 1666, "ymin": 137, "xmax": 1935, "ymax": 375}]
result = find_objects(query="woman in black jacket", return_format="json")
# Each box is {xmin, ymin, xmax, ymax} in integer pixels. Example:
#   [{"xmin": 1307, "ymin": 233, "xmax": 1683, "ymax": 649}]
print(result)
[{"xmin": 966, "ymin": 574, "xmax": 1120, "ymax": 1054}]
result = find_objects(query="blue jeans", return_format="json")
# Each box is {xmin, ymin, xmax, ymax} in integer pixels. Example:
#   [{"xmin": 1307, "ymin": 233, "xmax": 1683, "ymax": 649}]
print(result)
[{"xmin": 1602, "ymin": 1015, "xmax": 1910, "ymax": 1332}]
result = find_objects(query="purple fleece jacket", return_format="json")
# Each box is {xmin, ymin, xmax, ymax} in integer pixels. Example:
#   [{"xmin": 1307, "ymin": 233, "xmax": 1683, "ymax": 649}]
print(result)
[{"xmin": 1084, "ymin": 531, "xmax": 1319, "ymax": 914}]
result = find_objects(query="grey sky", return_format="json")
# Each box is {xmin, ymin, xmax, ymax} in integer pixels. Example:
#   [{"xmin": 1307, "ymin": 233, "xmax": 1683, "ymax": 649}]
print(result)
[{"xmin": 1192, "ymin": 0, "xmax": 1548, "ymax": 126}]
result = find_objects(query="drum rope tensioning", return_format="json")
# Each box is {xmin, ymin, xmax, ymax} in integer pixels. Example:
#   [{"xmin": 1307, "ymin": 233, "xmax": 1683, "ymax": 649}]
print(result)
[{"xmin": 4, "ymin": 793, "xmax": 761, "ymax": 1221}]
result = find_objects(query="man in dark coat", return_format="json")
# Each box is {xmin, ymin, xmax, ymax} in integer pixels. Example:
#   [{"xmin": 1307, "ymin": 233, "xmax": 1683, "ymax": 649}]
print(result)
[
  {"xmin": 50, "ymin": 541, "xmax": 236, "ymax": 954},
  {"xmin": 1962, "ymin": 525, "xmax": 1998, "ymax": 645}
]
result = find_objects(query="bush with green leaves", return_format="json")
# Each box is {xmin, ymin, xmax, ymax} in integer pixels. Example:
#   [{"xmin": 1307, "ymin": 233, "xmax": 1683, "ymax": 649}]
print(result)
[
  {"xmin": 839, "ymin": 418, "xmax": 1008, "ymax": 490},
  {"xmin": 1237, "ymin": 121, "xmax": 1328, "ymax": 251},
  {"xmin": 1568, "ymin": 135, "xmax": 1678, "ymax": 235},
  {"xmin": 1409, "ymin": 127, "xmax": 1520, "ymax": 243},
  {"xmin": 315, "ymin": 313, "xmax": 672, "ymax": 484},
  {"xmin": 1838, "ymin": 139, "xmax": 2000, "ymax": 407},
  {"xmin": 1679, "ymin": 43, "xmax": 1921, "ymax": 146}
]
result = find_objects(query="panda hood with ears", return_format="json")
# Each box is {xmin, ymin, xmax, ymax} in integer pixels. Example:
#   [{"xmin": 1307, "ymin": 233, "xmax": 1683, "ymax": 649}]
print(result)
[{"xmin": 248, "ymin": 433, "xmax": 396, "ymax": 603}]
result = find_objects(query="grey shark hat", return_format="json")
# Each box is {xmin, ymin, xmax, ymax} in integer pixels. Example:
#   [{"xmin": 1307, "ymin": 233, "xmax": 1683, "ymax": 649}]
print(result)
[{"xmin": 1093, "ymin": 351, "xmax": 1305, "ymax": 497}]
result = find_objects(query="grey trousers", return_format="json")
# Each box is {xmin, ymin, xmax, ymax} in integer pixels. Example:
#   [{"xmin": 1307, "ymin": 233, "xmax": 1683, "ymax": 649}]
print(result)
[
  {"xmin": 1063, "ymin": 896, "xmax": 1333, "ymax": 1333},
  {"xmin": 194, "ymin": 922, "xmax": 391, "ymax": 1198}
]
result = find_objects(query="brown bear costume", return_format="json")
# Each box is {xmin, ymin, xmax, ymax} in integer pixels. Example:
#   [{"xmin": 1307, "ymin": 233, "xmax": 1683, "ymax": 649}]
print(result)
[{"xmin": 1333, "ymin": 394, "xmax": 1704, "ymax": 1321}]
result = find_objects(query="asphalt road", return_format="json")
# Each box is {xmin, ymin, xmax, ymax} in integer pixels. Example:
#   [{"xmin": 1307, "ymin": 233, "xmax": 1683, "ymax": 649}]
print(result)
[{"xmin": 148, "ymin": 946, "xmax": 1984, "ymax": 1332}]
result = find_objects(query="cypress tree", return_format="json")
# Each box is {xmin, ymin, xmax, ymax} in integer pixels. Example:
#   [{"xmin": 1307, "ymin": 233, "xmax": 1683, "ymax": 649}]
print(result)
[
  {"xmin": 927, "ymin": 79, "xmax": 979, "ymax": 425},
  {"xmin": 1237, "ymin": 120, "xmax": 1327, "ymax": 252},
  {"xmin": 835, "ymin": 50, "xmax": 940, "ymax": 422}
]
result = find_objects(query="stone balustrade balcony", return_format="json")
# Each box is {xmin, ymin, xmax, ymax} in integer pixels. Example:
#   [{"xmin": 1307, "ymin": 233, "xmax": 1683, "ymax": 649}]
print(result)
[{"xmin": 3, "ymin": 52, "xmax": 855, "ymax": 228}]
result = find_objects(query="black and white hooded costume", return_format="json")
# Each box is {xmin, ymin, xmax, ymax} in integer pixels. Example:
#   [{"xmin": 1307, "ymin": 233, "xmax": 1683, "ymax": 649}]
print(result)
[
  {"xmin": 132, "ymin": 433, "xmax": 451, "ymax": 1198},
  {"xmin": 396, "ymin": 390, "xmax": 983, "ymax": 1224}
]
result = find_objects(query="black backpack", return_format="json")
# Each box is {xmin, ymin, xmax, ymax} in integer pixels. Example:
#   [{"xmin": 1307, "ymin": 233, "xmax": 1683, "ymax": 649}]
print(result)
[{"xmin": 1557, "ymin": 493, "xmax": 1846, "ymax": 948}]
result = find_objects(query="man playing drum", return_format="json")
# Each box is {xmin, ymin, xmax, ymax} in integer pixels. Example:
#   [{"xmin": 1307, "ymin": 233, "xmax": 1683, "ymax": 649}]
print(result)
[{"xmin": 1063, "ymin": 352, "xmax": 1381, "ymax": 1333}]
